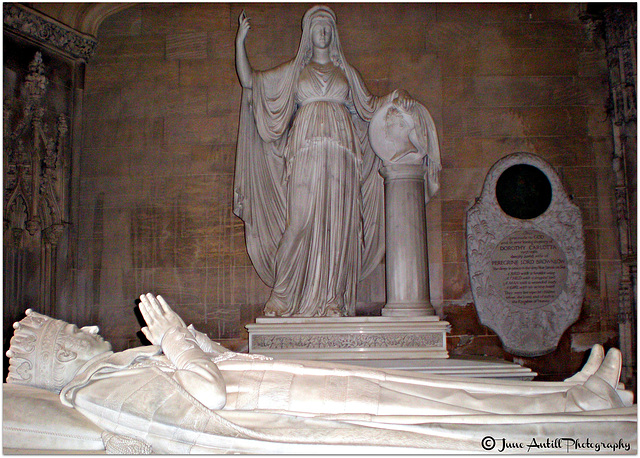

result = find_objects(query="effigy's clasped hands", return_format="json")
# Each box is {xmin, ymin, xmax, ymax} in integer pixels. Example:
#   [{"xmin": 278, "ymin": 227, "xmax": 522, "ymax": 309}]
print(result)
[{"xmin": 139, "ymin": 293, "xmax": 187, "ymax": 346}]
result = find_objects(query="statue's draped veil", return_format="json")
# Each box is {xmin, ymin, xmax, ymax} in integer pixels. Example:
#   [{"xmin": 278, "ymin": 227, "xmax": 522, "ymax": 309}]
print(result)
[
  {"xmin": 297, "ymin": 7, "xmax": 345, "ymax": 73},
  {"xmin": 411, "ymin": 103, "xmax": 442, "ymax": 199},
  {"xmin": 233, "ymin": 5, "xmax": 386, "ymax": 290}
]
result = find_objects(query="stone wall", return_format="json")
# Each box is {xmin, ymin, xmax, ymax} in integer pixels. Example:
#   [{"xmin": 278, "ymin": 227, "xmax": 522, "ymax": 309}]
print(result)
[{"xmin": 78, "ymin": 3, "xmax": 620, "ymax": 379}]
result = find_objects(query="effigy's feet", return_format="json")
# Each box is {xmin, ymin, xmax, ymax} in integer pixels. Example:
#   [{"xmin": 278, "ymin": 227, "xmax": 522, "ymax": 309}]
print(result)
[
  {"xmin": 592, "ymin": 347, "xmax": 623, "ymax": 387},
  {"xmin": 565, "ymin": 347, "xmax": 636, "ymax": 412},
  {"xmin": 578, "ymin": 348, "xmax": 630, "ymax": 410},
  {"xmin": 565, "ymin": 345, "xmax": 634, "ymax": 406},
  {"xmin": 587, "ymin": 348, "xmax": 634, "ymax": 407},
  {"xmin": 564, "ymin": 344, "xmax": 605, "ymax": 383}
]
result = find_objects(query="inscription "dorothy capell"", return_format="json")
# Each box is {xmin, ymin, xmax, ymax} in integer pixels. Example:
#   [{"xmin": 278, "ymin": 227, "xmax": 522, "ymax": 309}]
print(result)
[{"xmin": 490, "ymin": 230, "xmax": 568, "ymax": 310}]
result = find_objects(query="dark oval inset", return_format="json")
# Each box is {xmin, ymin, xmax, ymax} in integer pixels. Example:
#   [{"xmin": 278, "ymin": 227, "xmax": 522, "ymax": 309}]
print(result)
[{"xmin": 495, "ymin": 164, "xmax": 552, "ymax": 220}]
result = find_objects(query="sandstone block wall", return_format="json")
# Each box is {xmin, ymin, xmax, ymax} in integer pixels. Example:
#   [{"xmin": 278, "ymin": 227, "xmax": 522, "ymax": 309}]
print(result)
[{"xmin": 79, "ymin": 3, "xmax": 619, "ymax": 379}]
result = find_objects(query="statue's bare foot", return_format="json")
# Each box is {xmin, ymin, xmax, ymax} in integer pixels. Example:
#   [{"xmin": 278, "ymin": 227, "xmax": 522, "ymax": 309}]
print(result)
[
  {"xmin": 564, "ymin": 344, "xmax": 604, "ymax": 383},
  {"xmin": 323, "ymin": 297, "xmax": 344, "ymax": 317},
  {"xmin": 264, "ymin": 297, "xmax": 286, "ymax": 317}
]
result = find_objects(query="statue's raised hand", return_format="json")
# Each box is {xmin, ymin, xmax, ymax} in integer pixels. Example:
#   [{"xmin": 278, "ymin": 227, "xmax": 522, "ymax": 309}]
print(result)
[
  {"xmin": 139, "ymin": 293, "xmax": 186, "ymax": 346},
  {"xmin": 236, "ymin": 10, "xmax": 251, "ymax": 45},
  {"xmin": 393, "ymin": 89, "xmax": 415, "ymax": 112}
]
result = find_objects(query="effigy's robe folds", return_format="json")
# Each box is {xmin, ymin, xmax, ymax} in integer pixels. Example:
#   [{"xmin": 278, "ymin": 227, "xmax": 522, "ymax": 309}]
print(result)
[{"xmin": 4, "ymin": 346, "xmax": 633, "ymax": 454}]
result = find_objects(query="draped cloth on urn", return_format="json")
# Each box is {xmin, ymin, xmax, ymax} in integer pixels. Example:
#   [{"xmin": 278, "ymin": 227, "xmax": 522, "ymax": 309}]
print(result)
[{"xmin": 233, "ymin": 7, "xmax": 388, "ymax": 317}]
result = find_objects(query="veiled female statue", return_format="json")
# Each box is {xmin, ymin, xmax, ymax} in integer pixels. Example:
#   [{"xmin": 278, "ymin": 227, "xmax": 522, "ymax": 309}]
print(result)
[{"xmin": 234, "ymin": 6, "xmax": 436, "ymax": 317}]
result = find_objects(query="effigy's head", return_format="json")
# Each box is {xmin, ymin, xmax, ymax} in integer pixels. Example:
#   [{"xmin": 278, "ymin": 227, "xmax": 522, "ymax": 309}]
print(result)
[{"xmin": 6, "ymin": 309, "xmax": 112, "ymax": 393}]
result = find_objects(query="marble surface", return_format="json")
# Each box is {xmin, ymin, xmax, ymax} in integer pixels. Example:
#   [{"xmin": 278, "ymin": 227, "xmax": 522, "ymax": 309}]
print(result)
[
  {"xmin": 334, "ymin": 357, "xmax": 537, "ymax": 380},
  {"xmin": 467, "ymin": 153, "xmax": 585, "ymax": 356},
  {"xmin": 3, "ymin": 294, "xmax": 636, "ymax": 454},
  {"xmin": 248, "ymin": 315, "xmax": 450, "ymax": 360},
  {"xmin": 369, "ymin": 98, "xmax": 442, "ymax": 318}
]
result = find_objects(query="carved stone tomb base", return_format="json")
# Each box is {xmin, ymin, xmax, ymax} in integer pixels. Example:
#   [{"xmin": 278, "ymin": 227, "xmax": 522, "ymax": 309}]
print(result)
[{"xmin": 247, "ymin": 316, "xmax": 450, "ymax": 361}]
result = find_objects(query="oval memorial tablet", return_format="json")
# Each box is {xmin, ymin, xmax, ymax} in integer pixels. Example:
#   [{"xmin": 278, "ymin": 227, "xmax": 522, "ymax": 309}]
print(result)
[
  {"xmin": 467, "ymin": 153, "xmax": 584, "ymax": 356},
  {"xmin": 490, "ymin": 230, "xmax": 568, "ymax": 309}
]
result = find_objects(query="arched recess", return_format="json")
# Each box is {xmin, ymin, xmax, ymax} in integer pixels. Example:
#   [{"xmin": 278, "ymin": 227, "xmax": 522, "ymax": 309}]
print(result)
[{"xmin": 24, "ymin": 3, "xmax": 133, "ymax": 38}]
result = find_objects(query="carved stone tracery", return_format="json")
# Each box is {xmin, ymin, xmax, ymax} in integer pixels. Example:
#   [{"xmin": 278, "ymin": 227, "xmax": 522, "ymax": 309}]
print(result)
[
  {"xmin": 4, "ymin": 51, "xmax": 69, "ymax": 316},
  {"xmin": 604, "ymin": 6, "xmax": 637, "ymax": 393},
  {"xmin": 252, "ymin": 332, "xmax": 444, "ymax": 350},
  {"xmin": 583, "ymin": 3, "xmax": 638, "ymax": 392},
  {"xmin": 5, "ymin": 52, "xmax": 68, "ymax": 243},
  {"xmin": 3, "ymin": 3, "xmax": 98, "ymax": 62}
]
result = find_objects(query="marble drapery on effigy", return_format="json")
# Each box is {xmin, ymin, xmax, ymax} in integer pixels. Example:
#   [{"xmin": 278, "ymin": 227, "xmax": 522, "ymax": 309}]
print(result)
[
  {"xmin": 56, "ymin": 346, "xmax": 636, "ymax": 454},
  {"xmin": 3, "ymin": 296, "xmax": 637, "ymax": 454}
]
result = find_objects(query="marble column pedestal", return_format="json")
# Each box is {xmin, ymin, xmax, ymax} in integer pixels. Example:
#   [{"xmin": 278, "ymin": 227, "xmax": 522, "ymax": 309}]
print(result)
[{"xmin": 380, "ymin": 164, "xmax": 435, "ymax": 317}]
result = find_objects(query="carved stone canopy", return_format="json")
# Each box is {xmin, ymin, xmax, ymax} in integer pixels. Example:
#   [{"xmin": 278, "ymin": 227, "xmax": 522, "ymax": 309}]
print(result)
[
  {"xmin": 4, "ymin": 3, "xmax": 132, "ymax": 61},
  {"xmin": 466, "ymin": 153, "xmax": 585, "ymax": 357}
]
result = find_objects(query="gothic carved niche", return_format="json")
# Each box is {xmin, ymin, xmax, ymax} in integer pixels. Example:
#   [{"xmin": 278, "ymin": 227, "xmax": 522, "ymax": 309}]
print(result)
[
  {"xmin": 601, "ymin": 5, "xmax": 637, "ymax": 392},
  {"xmin": 4, "ymin": 51, "xmax": 68, "ymax": 249},
  {"xmin": 583, "ymin": 3, "xmax": 637, "ymax": 391}
]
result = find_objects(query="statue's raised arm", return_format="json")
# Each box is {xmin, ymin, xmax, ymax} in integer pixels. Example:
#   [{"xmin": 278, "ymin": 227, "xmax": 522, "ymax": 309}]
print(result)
[{"xmin": 235, "ymin": 10, "xmax": 253, "ymax": 89}]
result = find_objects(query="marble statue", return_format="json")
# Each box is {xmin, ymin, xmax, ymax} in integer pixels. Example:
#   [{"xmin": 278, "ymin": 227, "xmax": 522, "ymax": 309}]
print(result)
[
  {"xmin": 233, "ymin": 6, "xmax": 440, "ymax": 317},
  {"xmin": 4, "ymin": 293, "xmax": 636, "ymax": 453},
  {"xmin": 369, "ymin": 100, "xmax": 440, "ymax": 190}
]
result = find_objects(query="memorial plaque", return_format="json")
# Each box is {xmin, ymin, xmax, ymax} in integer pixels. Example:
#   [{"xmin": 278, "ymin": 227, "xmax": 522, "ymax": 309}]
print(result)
[
  {"xmin": 491, "ymin": 230, "xmax": 567, "ymax": 309},
  {"xmin": 467, "ymin": 153, "xmax": 585, "ymax": 357}
]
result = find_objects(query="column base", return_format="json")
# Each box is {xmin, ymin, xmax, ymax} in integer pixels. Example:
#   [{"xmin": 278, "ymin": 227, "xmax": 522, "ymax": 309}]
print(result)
[{"xmin": 381, "ymin": 302, "xmax": 436, "ymax": 317}]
